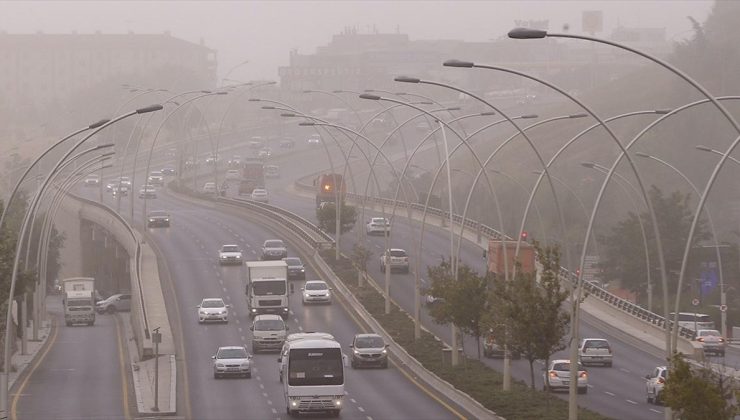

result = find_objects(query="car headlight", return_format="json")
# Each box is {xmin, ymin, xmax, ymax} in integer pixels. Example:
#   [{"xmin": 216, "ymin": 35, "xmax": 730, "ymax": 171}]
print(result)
[
  {"xmin": 236, "ymin": 255, "xmax": 241, "ymax": 259},
  {"xmin": 304, "ymin": 292, "xmax": 310, "ymax": 297},
  {"xmin": 353, "ymin": 349, "xmax": 360, "ymax": 355},
  {"xmin": 221, "ymin": 311, "xmax": 227, "ymax": 315},
  {"xmin": 149, "ymin": 219, "xmax": 155, "ymax": 222},
  {"xmin": 216, "ymin": 363, "xmax": 225, "ymax": 368},
  {"xmin": 199, "ymin": 310, "xmax": 206, "ymax": 315},
  {"xmin": 300, "ymin": 268, "xmax": 305, "ymax": 272},
  {"xmin": 220, "ymin": 255, "xmax": 227, "ymax": 259},
  {"xmin": 381, "ymin": 348, "xmax": 387, "ymax": 354}
]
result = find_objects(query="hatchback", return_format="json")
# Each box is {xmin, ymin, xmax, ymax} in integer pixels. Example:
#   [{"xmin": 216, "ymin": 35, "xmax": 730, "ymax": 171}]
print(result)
[
  {"xmin": 212, "ymin": 345, "xmax": 251, "ymax": 378},
  {"xmin": 543, "ymin": 359, "xmax": 588, "ymax": 394}
]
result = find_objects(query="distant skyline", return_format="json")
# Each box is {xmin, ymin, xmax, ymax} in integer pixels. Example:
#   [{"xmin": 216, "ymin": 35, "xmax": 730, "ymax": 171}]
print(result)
[{"xmin": 0, "ymin": 1, "xmax": 714, "ymax": 82}]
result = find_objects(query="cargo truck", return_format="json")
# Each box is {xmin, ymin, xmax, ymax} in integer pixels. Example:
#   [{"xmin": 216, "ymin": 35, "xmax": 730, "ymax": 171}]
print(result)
[
  {"xmin": 487, "ymin": 240, "xmax": 535, "ymax": 276},
  {"xmin": 62, "ymin": 277, "xmax": 96, "ymax": 326},
  {"xmin": 238, "ymin": 157, "xmax": 265, "ymax": 196},
  {"xmin": 314, "ymin": 173, "xmax": 346, "ymax": 208},
  {"xmin": 245, "ymin": 260, "xmax": 289, "ymax": 319}
]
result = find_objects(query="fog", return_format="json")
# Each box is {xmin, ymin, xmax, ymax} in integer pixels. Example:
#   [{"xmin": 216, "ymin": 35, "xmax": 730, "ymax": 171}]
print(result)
[{"xmin": 0, "ymin": 1, "xmax": 713, "ymax": 80}]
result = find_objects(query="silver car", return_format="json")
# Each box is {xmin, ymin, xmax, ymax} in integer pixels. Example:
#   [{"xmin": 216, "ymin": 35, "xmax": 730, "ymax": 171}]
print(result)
[
  {"xmin": 645, "ymin": 366, "xmax": 668, "ymax": 404},
  {"xmin": 578, "ymin": 338, "xmax": 613, "ymax": 367},
  {"xmin": 350, "ymin": 333, "xmax": 389, "ymax": 369},
  {"xmin": 696, "ymin": 329, "xmax": 726, "ymax": 356},
  {"xmin": 96, "ymin": 293, "xmax": 131, "ymax": 314},
  {"xmin": 261, "ymin": 239, "xmax": 287, "ymax": 260},
  {"xmin": 543, "ymin": 359, "xmax": 588, "ymax": 394},
  {"xmin": 212, "ymin": 345, "xmax": 252, "ymax": 378},
  {"xmin": 198, "ymin": 298, "xmax": 230, "ymax": 323}
]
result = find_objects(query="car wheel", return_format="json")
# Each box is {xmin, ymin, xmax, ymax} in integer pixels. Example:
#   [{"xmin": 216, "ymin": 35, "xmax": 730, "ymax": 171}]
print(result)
[
  {"xmin": 330, "ymin": 409, "xmax": 340, "ymax": 417},
  {"xmin": 543, "ymin": 383, "xmax": 549, "ymax": 392},
  {"xmin": 245, "ymin": 372, "xmax": 251, "ymax": 379},
  {"xmin": 381, "ymin": 360, "xmax": 388, "ymax": 369},
  {"xmin": 655, "ymin": 392, "xmax": 662, "ymax": 405},
  {"xmin": 380, "ymin": 264, "xmax": 385, "ymax": 273},
  {"xmin": 578, "ymin": 387, "xmax": 587, "ymax": 395},
  {"xmin": 252, "ymin": 344, "xmax": 258, "ymax": 353},
  {"xmin": 107, "ymin": 306, "xmax": 117, "ymax": 314},
  {"xmin": 286, "ymin": 406, "xmax": 294, "ymax": 417},
  {"xmin": 647, "ymin": 393, "xmax": 653, "ymax": 404}
]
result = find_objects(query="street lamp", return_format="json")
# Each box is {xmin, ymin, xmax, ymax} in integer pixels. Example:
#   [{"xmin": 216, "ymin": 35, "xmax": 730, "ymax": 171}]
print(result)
[
  {"xmin": 636, "ymin": 151, "xmax": 727, "ymax": 338},
  {"xmin": 1, "ymin": 103, "xmax": 163, "ymax": 415}
]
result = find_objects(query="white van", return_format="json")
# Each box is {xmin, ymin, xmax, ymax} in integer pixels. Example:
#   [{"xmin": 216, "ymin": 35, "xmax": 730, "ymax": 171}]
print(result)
[
  {"xmin": 251, "ymin": 314, "xmax": 287, "ymax": 353},
  {"xmin": 670, "ymin": 312, "xmax": 715, "ymax": 331}
]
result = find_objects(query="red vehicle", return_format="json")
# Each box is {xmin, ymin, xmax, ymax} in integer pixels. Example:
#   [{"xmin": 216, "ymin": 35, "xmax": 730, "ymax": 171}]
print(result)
[
  {"xmin": 315, "ymin": 173, "xmax": 346, "ymax": 208},
  {"xmin": 238, "ymin": 157, "xmax": 265, "ymax": 195}
]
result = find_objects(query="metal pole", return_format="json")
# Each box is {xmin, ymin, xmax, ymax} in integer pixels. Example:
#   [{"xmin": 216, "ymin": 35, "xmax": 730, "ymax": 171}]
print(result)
[{"xmin": 152, "ymin": 326, "xmax": 161, "ymax": 412}]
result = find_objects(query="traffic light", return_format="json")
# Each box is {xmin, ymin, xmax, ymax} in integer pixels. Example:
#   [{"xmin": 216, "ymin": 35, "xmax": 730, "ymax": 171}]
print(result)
[{"xmin": 520, "ymin": 231, "xmax": 528, "ymax": 241}]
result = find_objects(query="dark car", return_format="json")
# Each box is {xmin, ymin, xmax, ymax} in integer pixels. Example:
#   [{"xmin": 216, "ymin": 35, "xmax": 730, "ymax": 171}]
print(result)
[
  {"xmin": 282, "ymin": 257, "xmax": 306, "ymax": 280},
  {"xmin": 147, "ymin": 210, "xmax": 170, "ymax": 227},
  {"xmin": 350, "ymin": 333, "xmax": 389, "ymax": 368},
  {"xmin": 261, "ymin": 239, "xmax": 287, "ymax": 260}
]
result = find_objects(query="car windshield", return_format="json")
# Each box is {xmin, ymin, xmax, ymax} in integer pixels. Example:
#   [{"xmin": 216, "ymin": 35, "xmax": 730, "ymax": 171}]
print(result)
[
  {"xmin": 355, "ymin": 336, "xmax": 384, "ymax": 348},
  {"xmin": 372, "ymin": 218, "xmax": 388, "ymax": 224},
  {"xmin": 217, "ymin": 348, "xmax": 248, "ymax": 359},
  {"xmin": 149, "ymin": 211, "xmax": 168, "ymax": 217},
  {"xmin": 252, "ymin": 280, "xmax": 286, "ymax": 296},
  {"xmin": 553, "ymin": 362, "xmax": 585, "ymax": 371},
  {"xmin": 305, "ymin": 282, "xmax": 328, "ymax": 291},
  {"xmin": 150, "ymin": 172, "xmax": 162, "ymax": 176},
  {"xmin": 253, "ymin": 190, "xmax": 267, "ymax": 195},
  {"xmin": 201, "ymin": 300, "xmax": 225, "ymax": 308},
  {"xmin": 222, "ymin": 245, "xmax": 240, "ymax": 252},
  {"xmin": 284, "ymin": 258, "xmax": 301, "ymax": 266},
  {"xmin": 265, "ymin": 240, "xmax": 284, "ymax": 248},
  {"xmin": 698, "ymin": 330, "xmax": 721, "ymax": 337},
  {"xmin": 254, "ymin": 319, "xmax": 285, "ymax": 331},
  {"xmin": 389, "ymin": 250, "xmax": 407, "ymax": 257}
]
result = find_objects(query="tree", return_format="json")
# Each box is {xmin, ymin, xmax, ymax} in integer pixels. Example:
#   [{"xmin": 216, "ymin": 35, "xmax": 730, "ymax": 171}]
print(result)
[
  {"xmin": 489, "ymin": 243, "xmax": 570, "ymax": 389},
  {"xmin": 597, "ymin": 186, "xmax": 710, "ymax": 298},
  {"xmin": 316, "ymin": 203, "xmax": 357, "ymax": 234},
  {"xmin": 662, "ymin": 353, "xmax": 735, "ymax": 420},
  {"xmin": 350, "ymin": 244, "xmax": 371, "ymax": 288},
  {"xmin": 426, "ymin": 258, "xmax": 490, "ymax": 358}
]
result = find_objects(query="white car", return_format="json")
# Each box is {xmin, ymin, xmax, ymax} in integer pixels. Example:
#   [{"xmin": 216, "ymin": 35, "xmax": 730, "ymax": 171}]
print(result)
[
  {"xmin": 147, "ymin": 171, "xmax": 164, "ymax": 185},
  {"xmin": 203, "ymin": 182, "xmax": 218, "ymax": 195},
  {"xmin": 197, "ymin": 298, "xmax": 230, "ymax": 323},
  {"xmin": 366, "ymin": 217, "xmax": 390, "ymax": 235},
  {"xmin": 578, "ymin": 338, "xmax": 613, "ymax": 367},
  {"xmin": 302, "ymin": 280, "xmax": 332, "ymax": 304},
  {"xmin": 138, "ymin": 185, "xmax": 157, "ymax": 199},
  {"xmin": 95, "ymin": 293, "xmax": 131, "ymax": 314},
  {"xmin": 212, "ymin": 345, "xmax": 251, "ymax": 378},
  {"xmin": 307, "ymin": 136, "xmax": 321, "ymax": 145},
  {"xmin": 218, "ymin": 244, "xmax": 243, "ymax": 265},
  {"xmin": 696, "ymin": 329, "xmax": 726, "ymax": 356},
  {"xmin": 264, "ymin": 165, "xmax": 280, "ymax": 179},
  {"xmin": 258, "ymin": 148, "xmax": 271, "ymax": 159},
  {"xmin": 645, "ymin": 366, "xmax": 668, "ymax": 404},
  {"xmin": 543, "ymin": 359, "xmax": 588, "ymax": 394},
  {"xmin": 380, "ymin": 248, "xmax": 409, "ymax": 273},
  {"xmin": 84, "ymin": 175, "xmax": 100, "ymax": 186},
  {"xmin": 250, "ymin": 188, "xmax": 269, "ymax": 203}
]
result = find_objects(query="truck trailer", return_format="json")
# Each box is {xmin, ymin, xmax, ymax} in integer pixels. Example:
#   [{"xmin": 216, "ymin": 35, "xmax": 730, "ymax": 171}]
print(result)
[
  {"xmin": 62, "ymin": 277, "xmax": 96, "ymax": 326},
  {"xmin": 245, "ymin": 260, "xmax": 289, "ymax": 319}
]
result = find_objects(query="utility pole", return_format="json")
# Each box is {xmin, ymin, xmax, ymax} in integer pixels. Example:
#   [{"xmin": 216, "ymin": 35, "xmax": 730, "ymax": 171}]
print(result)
[{"xmin": 152, "ymin": 326, "xmax": 162, "ymax": 412}]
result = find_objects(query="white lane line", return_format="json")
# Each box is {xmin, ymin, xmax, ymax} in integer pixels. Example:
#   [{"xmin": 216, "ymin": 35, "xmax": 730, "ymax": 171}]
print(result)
[
  {"xmin": 367, "ymin": 417, "xmax": 373, "ymax": 420},
  {"xmin": 256, "ymin": 375, "xmax": 261, "ymax": 380},
  {"xmin": 358, "ymin": 407, "xmax": 365, "ymax": 412},
  {"xmin": 649, "ymin": 409, "xmax": 662, "ymax": 414},
  {"xmin": 350, "ymin": 398, "xmax": 356, "ymax": 403},
  {"xmin": 234, "ymin": 318, "xmax": 239, "ymax": 324},
  {"xmin": 298, "ymin": 325, "xmax": 304, "ymax": 332},
  {"xmin": 619, "ymin": 368, "xmax": 630, "ymax": 373},
  {"xmin": 626, "ymin": 399, "xmax": 637, "ymax": 405},
  {"xmin": 271, "ymin": 408, "xmax": 277, "ymax": 414},
  {"xmin": 262, "ymin": 392, "xmax": 268, "ymax": 398},
  {"xmin": 605, "ymin": 391, "xmax": 615, "ymax": 396},
  {"xmin": 267, "ymin": 400, "xmax": 273, "ymax": 406},
  {"xmin": 293, "ymin": 318, "xmax": 299, "ymax": 324},
  {"xmin": 238, "ymin": 327, "xmax": 243, "ymax": 332},
  {"xmin": 241, "ymin": 336, "xmax": 246, "ymax": 342},
  {"xmin": 222, "ymin": 287, "xmax": 227, "ymax": 292},
  {"xmin": 259, "ymin": 384, "xmax": 265, "ymax": 390}
]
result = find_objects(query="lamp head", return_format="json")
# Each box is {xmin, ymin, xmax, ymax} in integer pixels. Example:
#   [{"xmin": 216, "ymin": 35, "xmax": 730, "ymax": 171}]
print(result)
[
  {"xmin": 569, "ymin": 113, "xmax": 588, "ymax": 118},
  {"xmin": 302, "ymin": 90, "xmax": 314, "ymax": 94},
  {"xmin": 520, "ymin": 114, "xmax": 538, "ymax": 119},
  {"xmin": 299, "ymin": 122, "xmax": 316, "ymax": 127},
  {"xmin": 508, "ymin": 27, "xmax": 547, "ymax": 39},
  {"xmin": 443, "ymin": 59, "xmax": 474, "ymax": 68},
  {"xmin": 532, "ymin": 170, "xmax": 543, "ymax": 175},
  {"xmin": 634, "ymin": 152, "xmax": 651, "ymax": 158},
  {"xmin": 445, "ymin": 107, "xmax": 462, "ymax": 111},
  {"xmin": 394, "ymin": 76, "xmax": 421, "ymax": 84},
  {"xmin": 247, "ymin": 98, "xmax": 260, "ymax": 102},
  {"xmin": 261, "ymin": 106, "xmax": 276, "ymax": 110},
  {"xmin": 89, "ymin": 119, "xmax": 110, "ymax": 129},
  {"xmin": 695, "ymin": 145, "xmax": 713, "ymax": 152},
  {"xmin": 136, "ymin": 104, "xmax": 164, "ymax": 114},
  {"xmin": 480, "ymin": 111, "xmax": 497, "ymax": 116},
  {"xmin": 280, "ymin": 113, "xmax": 298, "ymax": 117},
  {"xmin": 332, "ymin": 90, "xmax": 344, "ymax": 94},
  {"xmin": 581, "ymin": 162, "xmax": 596, "ymax": 169},
  {"xmin": 359, "ymin": 93, "xmax": 381, "ymax": 101}
]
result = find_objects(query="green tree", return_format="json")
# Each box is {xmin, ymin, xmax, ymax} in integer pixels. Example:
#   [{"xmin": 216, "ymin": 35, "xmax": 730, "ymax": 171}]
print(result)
[
  {"xmin": 597, "ymin": 186, "xmax": 709, "ymax": 298},
  {"xmin": 426, "ymin": 258, "xmax": 490, "ymax": 358},
  {"xmin": 489, "ymin": 243, "xmax": 570, "ymax": 389},
  {"xmin": 662, "ymin": 353, "xmax": 735, "ymax": 420},
  {"xmin": 316, "ymin": 203, "xmax": 357, "ymax": 234}
]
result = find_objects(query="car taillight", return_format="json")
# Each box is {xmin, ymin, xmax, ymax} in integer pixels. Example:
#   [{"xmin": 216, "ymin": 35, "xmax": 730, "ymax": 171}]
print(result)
[
  {"xmin": 579, "ymin": 371, "xmax": 588, "ymax": 378},
  {"xmin": 658, "ymin": 377, "xmax": 665, "ymax": 384},
  {"xmin": 548, "ymin": 371, "xmax": 558, "ymax": 378},
  {"xmin": 719, "ymin": 338, "xmax": 725, "ymax": 342},
  {"xmin": 698, "ymin": 337, "xmax": 705, "ymax": 342}
]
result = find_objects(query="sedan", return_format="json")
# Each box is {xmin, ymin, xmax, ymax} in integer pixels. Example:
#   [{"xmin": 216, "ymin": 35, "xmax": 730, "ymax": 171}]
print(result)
[
  {"xmin": 138, "ymin": 185, "xmax": 157, "ymax": 199},
  {"xmin": 350, "ymin": 333, "xmax": 389, "ymax": 369},
  {"xmin": 302, "ymin": 280, "xmax": 332, "ymax": 304},
  {"xmin": 218, "ymin": 244, "xmax": 243, "ymax": 265},
  {"xmin": 197, "ymin": 298, "xmax": 230, "ymax": 323},
  {"xmin": 212, "ymin": 345, "xmax": 251, "ymax": 378},
  {"xmin": 147, "ymin": 210, "xmax": 171, "ymax": 228},
  {"xmin": 250, "ymin": 188, "xmax": 269, "ymax": 203},
  {"xmin": 696, "ymin": 329, "xmax": 726, "ymax": 356},
  {"xmin": 543, "ymin": 359, "xmax": 588, "ymax": 394},
  {"xmin": 261, "ymin": 239, "xmax": 287, "ymax": 260},
  {"xmin": 95, "ymin": 293, "xmax": 131, "ymax": 314},
  {"xmin": 203, "ymin": 182, "xmax": 218, "ymax": 195},
  {"xmin": 283, "ymin": 257, "xmax": 306, "ymax": 280},
  {"xmin": 366, "ymin": 217, "xmax": 390, "ymax": 236},
  {"xmin": 578, "ymin": 338, "xmax": 613, "ymax": 367},
  {"xmin": 645, "ymin": 366, "xmax": 668, "ymax": 404}
]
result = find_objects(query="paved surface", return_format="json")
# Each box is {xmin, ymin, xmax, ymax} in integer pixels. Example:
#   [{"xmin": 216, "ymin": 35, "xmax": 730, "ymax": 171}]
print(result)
[{"xmin": 9, "ymin": 320, "xmax": 52, "ymax": 393}]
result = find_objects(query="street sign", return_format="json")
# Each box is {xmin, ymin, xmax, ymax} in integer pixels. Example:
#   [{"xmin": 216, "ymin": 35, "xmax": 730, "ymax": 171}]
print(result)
[
  {"xmin": 692, "ymin": 298, "xmax": 700, "ymax": 306},
  {"xmin": 720, "ymin": 304, "xmax": 728, "ymax": 312}
]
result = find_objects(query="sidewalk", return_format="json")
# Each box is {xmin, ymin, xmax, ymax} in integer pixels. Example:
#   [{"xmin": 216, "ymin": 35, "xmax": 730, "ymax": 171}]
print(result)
[
  {"xmin": 9, "ymin": 319, "xmax": 52, "ymax": 393},
  {"xmin": 122, "ymin": 315, "xmax": 176, "ymax": 417}
]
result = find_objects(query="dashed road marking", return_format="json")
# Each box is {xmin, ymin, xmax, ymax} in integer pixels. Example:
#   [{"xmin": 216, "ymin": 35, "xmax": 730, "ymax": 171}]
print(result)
[
  {"xmin": 241, "ymin": 336, "xmax": 246, "ymax": 341},
  {"xmin": 298, "ymin": 325, "xmax": 304, "ymax": 332},
  {"xmin": 619, "ymin": 368, "xmax": 630, "ymax": 373},
  {"xmin": 650, "ymin": 409, "xmax": 662, "ymax": 414},
  {"xmin": 262, "ymin": 392, "xmax": 268, "ymax": 398},
  {"xmin": 259, "ymin": 384, "xmax": 265, "ymax": 389},
  {"xmin": 358, "ymin": 407, "xmax": 365, "ymax": 412},
  {"xmin": 350, "ymin": 398, "xmax": 356, "ymax": 403},
  {"xmin": 267, "ymin": 400, "xmax": 273, "ymax": 406},
  {"xmin": 271, "ymin": 409, "xmax": 277, "ymax": 414},
  {"xmin": 222, "ymin": 287, "xmax": 227, "ymax": 292},
  {"xmin": 238, "ymin": 327, "xmax": 243, "ymax": 332},
  {"xmin": 626, "ymin": 400, "xmax": 637, "ymax": 405},
  {"xmin": 605, "ymin": 391, "xmax": 615, "ymax": 396}
]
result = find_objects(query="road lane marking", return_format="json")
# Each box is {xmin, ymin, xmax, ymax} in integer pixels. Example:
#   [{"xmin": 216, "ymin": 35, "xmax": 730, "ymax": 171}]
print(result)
[
  {"xmin": 650, "ymin": 409, "xmax": 662, "ymax": 413},
  {"xmin": 114, "ymin": 314, "xmax": 131, "ymax": 419},
  {"xmin": 11, "ymin": 318, "xmax": 59, "ymax": 420},
  {"xmin": 358, "ymin": 407, "xmax": 365, "ymax": 412},
  {"xmin": 626, "ymin": 400, "xmax": 637, "ymax": 405},
  {"xmin": 605, "ymin": 391, "xmax": 615, "ymax": 396}
]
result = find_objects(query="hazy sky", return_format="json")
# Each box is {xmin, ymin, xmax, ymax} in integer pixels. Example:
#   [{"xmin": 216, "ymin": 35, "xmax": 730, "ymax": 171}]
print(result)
[{"xmin": 1, "ymin": 1, "xmax": 714, "ymax": 82}]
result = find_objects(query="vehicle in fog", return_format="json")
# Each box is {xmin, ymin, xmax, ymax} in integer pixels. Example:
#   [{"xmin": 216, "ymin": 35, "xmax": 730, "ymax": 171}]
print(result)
[
  {"xmin": 280, "ymin": 335, "xmax": 344, "ymax": 417},
  {"xmin": 366, "ymin": 217, "xmax": 390, "ymax": 236},
  {"xmin": 147, "ymin": 171, "xmax": 164, "ymax": 185},
  {"xmin": 250, "ymin": 188, "xmax": 269, "ymax": 203},
  {"xmin": 212, "ymin": 345, "xmax": 251, "ymax": 378},
  {"xmin": 198, "ymin": 298, "xmax": 230, "ymax": 323},
  {"xmin": 225, "ymin": 169, "xmax": 241, "ymax": 180},
  {"xmin": 250, "ymin": 314, "xmax": 288, "ymax": 353},
  {"xmin": 62, "ymin": 277, "xmax": 96, "ymax": 326},
  {"xmin": 161, "ymin": 166, "xmax": 175, "ymax": 175},
  {"xmin": 544, "ymin": 360, "xmax": 588, "ymax": 394},
  {"xmin": 280, "ymin": 138, "xmax": 295, "ymax": 148},
  {"xmin": 695, "ymin": 329, "xmax": 726, "ymax": 356},
  {"xmin": 302, "ymin": 280, "xmax": 332, "ymax": 305},
  {"xmin": 239, "ymin": 157, "xmax": 265, "ymax": 196},
  {"xmin": 670, "ymin": 312, "xmax": 715, "ymax": 331},
  {"xmin": 83, "ymin": 174, "xmax": 99, "ymax": 186},
  {"xmin": 380, "ymin": 248, "xmax": 409, "ymax": 273},
  {"xmin": 245, "ymin": 260, "xmax": 289, "ymax": 319},
  {"xmin": 350, "ymin": 333, "xmax": 388, "ymax": 369},
  {"xmin": 96, "ymin": 293, "xmax": 131, "ymax": 314},
  {"xmin": 645, "ymin": 366, "xmax": 668, "ymax": 404},
  {"xmin": 264, "ymin": 165, "xmax": 280, "ymax": 178},
  {"xmin": 147, "ymin": 210, "xmax": 171, "ymax": 228},
  {"xmin": 138, "ymin": 184, "xmax": 157, "ymax": 199},
  {"xmin": 283, "ymin": 257, "xmax": 305, "ymax": 280},
  {"xmin": 261, "ymin": 239, "xmax": 287, "ymax": 260},
  {"xmin": 202, "ymin": 182, "xmax": 218, "ymax": 195},
  {"xmin": 314, "ymin": 173, "xmax": 346, "ymax": 208},
  {"xmin": 218, "ymin": 244, "xmax": 243, "ymax": 265},
  {"xmin": 578, "ymin": 338, "xmax": 613, "ymax": 367}
]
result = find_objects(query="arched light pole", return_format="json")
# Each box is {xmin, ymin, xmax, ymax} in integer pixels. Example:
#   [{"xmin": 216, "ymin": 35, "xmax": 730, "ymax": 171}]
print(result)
[
  {"xmin": 303, "ymin": 89, "xmax": 364, "ymax": 127},
  {"xmin": 581, "ymin": 162, "xmax": 655, "ymax": 311},
  {"xmin": 442, "ymin": 60, "xmax": 672, "ymax": 410},
  {"xmin": 636, "ymin": 151, "xmax": 727, "ymax": 338},
  {"xmin": 143, "ymin": 92, "xmax": 228, "ymax": 223},
  {"xmin": 1, "ymin": 103, "xmax": 162, "ymax": 415}
]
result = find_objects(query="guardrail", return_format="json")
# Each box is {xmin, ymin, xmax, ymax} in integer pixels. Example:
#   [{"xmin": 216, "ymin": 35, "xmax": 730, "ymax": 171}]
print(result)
[
  {"xmin": 65, "ymin": 192, "xmax": 151, "ymax": 341},
  {"xmin": 294, "ymin": 177, "xmax": 697, "ymax": 341}
]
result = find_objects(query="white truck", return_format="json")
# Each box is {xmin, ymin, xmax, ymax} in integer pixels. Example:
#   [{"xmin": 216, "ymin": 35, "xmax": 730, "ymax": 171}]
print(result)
[
  {"xmin": 62, "ymin": 277, "xmax": 96, "ymax": 326},
  {"xmin": 281, "ymin": 334, "xmax": 344, "ymax": 417},
  {"xmin": 245, "ymin": 261, "xmax": 289, "ymax": 319}
]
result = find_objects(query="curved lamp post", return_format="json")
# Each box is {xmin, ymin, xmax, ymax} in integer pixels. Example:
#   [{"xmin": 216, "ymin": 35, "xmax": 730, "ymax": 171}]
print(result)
[
  {"xmin": 1, "ymin": 102, "xmax": 163, "ymax": 414},
  {"xmin": 636, "ymin": 151, "xmax": 727, "ymax": 337}
]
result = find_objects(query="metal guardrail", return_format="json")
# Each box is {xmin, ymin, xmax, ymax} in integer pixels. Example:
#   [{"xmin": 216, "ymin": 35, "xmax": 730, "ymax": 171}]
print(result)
[
  {"xmin": 294, "ymin": 177, "xmax": 696, "ymax": 340},
  {"xmin": 215, "ymin": 196, "xmax": 334, "ymax": 250},
  {"xmin": 65, "ymin": 192, "xmax": 151, "ymax": 340}
]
